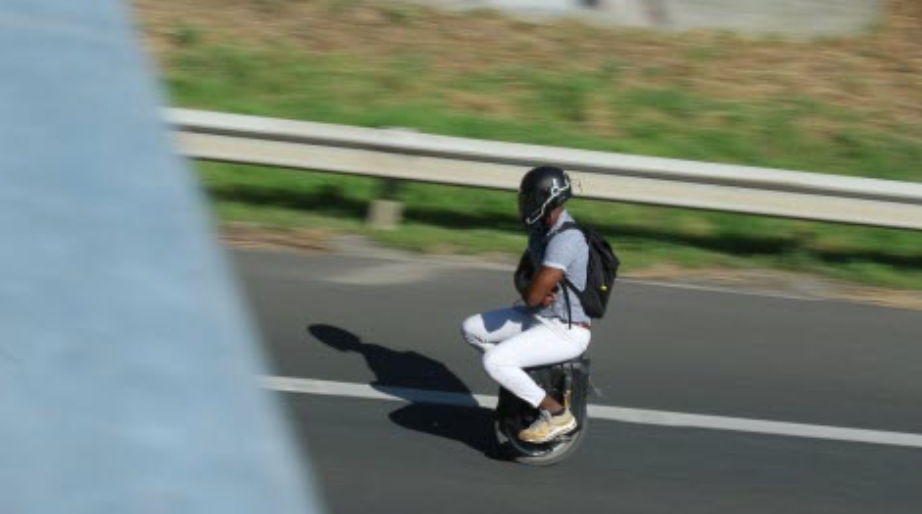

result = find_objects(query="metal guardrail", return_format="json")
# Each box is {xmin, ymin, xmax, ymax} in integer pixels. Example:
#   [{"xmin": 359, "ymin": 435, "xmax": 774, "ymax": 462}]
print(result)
[{"xmin": 168, "ymin": 108, "xmax": 922, "ymax": 231}]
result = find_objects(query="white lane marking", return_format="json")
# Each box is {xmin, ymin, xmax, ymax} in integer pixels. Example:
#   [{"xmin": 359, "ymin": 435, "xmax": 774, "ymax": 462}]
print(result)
[
  {"xmin": 261, "ymin": 376, "xmax": 922, "ymax": 449},
  {"xmin": 262, "ymin": 376, "xmax": 497, "ymax": 408},
  {"xmin": 588, "ymin": 405, "xmax": 922, "ymax": 448}
]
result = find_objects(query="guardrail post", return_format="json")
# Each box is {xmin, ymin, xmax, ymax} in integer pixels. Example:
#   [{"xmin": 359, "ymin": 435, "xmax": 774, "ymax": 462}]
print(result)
[
  {"xmin": 367, "ymin": 178, "xmax": 404, "ymax": 229},
  {"xmin": 366, "ymin": 127, "xmax": 414, "ymax": 229}
]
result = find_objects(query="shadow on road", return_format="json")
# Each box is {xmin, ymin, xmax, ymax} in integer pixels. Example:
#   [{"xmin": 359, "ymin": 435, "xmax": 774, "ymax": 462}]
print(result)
[{"xmin": 307, "ymin": 324, "xmax": 495, "ymax": 456}]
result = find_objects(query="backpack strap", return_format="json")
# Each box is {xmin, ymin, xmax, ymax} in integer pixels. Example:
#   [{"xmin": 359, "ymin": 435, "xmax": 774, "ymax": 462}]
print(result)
[
  {"xmin": 562, "ymin": 279, "xmax": 573, "ymax": 330},
  {"xmin": 548, "ymin": 221, "xmax": 582, "ymax": 329},
  {"xmin": 554, "ymin": 221, "xmax": 580, "ymax": 237}
]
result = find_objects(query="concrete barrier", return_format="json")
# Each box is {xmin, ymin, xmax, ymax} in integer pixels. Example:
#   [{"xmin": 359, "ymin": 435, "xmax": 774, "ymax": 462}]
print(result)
[{"xmin": 380, "ymin": 0, "xmax": 882, "ymax": 37}]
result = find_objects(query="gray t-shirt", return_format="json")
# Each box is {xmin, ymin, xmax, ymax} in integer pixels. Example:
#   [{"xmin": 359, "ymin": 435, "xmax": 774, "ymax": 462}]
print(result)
[{"xmin": 527, "ymin": 210, "xmax": 591, "ymax": 324}]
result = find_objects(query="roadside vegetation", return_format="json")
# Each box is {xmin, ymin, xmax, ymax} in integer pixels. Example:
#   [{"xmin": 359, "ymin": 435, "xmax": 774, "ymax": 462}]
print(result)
[{"xmin": 134, "ymin": 0, "xmax": 921, "ymax": 290}]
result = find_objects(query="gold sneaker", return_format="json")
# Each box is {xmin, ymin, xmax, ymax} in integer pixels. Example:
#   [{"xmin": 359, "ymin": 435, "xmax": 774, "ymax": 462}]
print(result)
[{"xmin": 519, "ymin": 409, "xmax": 577, "ymax": 443}]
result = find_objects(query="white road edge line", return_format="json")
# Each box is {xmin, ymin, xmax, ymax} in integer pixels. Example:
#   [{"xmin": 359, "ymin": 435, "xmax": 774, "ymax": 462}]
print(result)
[
  {"xmin": 619, "ymin": 278, "xmax": 822, "ymax": 301},
  {"xmin": 261, "ymin": 376, "xmax": 922, "ymax": 450}
]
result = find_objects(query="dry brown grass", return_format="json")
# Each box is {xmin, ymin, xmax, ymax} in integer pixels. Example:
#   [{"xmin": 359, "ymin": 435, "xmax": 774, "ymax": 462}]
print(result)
[{"xmin": 134, "ymin": 0, "xmax": 921, "ymax": 130}]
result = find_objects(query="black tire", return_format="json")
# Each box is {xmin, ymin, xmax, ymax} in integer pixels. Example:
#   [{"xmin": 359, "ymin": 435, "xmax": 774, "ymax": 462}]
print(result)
[
  {"xmin": 493, "ymin": 415, "xmax": 587, "ymax": 466},
  {"xmin": 491, "ymin": 356, "xmax": 591, "ymax": 466}
]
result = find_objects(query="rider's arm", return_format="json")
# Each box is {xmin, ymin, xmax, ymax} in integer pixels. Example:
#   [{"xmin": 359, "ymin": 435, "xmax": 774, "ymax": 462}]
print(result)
[{"xmin": 524, "ymin": 266, "xmax": 564, "ymax": 308}]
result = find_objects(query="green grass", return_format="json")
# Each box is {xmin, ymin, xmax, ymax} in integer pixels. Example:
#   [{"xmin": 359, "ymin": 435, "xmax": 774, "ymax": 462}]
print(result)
[
  {"xmin": 199, "ymin": 163, "xmax": 921, "ymax": 290},
  {"xmin": 160, "ymin": 39, "xmax": 921, "ymax": 290},
  {"xmin": 166, "ymin": 44, "xmax": 921, "ymax": 181}
]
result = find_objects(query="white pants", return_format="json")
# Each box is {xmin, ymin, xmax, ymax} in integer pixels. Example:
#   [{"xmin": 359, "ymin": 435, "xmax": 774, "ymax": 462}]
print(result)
[{"xmin": 460, "ymin": 306, "xmax": 591, "ymax": 408}]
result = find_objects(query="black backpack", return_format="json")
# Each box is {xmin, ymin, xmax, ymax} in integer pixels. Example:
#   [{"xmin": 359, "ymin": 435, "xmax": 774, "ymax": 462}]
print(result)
[
  {"xmin": 513, "ymin": 222, "xmax": 620, "ymax": 321},
  {"xmin": 557, "ymin": 222, "xmax": 620, "ymax": 320}
]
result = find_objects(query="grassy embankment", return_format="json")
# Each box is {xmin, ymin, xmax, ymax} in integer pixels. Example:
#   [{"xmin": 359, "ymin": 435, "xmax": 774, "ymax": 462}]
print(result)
[{"xmin": 136, "ymin": 0, "xmax": 922, "ymax": 289}]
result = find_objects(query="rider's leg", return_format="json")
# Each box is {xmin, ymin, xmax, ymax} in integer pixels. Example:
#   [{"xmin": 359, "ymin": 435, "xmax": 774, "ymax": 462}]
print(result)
[
  {"xmin": 481, "ymin": 319, "xmax": 590, "ymax": 407},
  {"xmin": 538, "ymin": 395, "xmax": 565, "ymax": 414},
  {"xmin": 483, "ymin": 318, "xmax": 590, "ymax": 443},
  {"xmin": 460, "ymin": 306, "xmax": 532, "ymax": 352}
]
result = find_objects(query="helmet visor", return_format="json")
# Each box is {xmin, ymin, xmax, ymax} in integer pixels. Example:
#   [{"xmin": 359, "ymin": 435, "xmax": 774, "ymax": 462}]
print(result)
[
  {"xmin": 518, "ymin": 189, "xmax": 540, "ymax": 226},
  {"xmin": 518, "ymin": 186, "xmax": 568, "ymax": 226}
]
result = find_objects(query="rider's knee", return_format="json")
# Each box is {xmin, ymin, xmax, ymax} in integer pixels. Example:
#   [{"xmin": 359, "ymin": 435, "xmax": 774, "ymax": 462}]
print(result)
[
  {"xmin": 482, "ymin": 347, "xmax": 511, "ymax": 377},
  {"xmin": 482, "ymin": 350, "xmax": 498, "ymax": 377},
  {"xmin": 460, "ymin": 315, "xmax": 483, "ymax": 346}
]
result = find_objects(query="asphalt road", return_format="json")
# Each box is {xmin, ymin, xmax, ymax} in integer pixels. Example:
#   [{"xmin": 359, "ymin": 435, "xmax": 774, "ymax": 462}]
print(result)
[{"xmin": 229, "ymin": 244, "xmax": 922, "ymax": 514}]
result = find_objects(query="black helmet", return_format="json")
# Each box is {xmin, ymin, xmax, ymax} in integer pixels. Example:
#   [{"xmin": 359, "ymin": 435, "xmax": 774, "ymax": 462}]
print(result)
[{"xmin": 518, "ymin": 166, "xmax": 573, "ymax": 227}]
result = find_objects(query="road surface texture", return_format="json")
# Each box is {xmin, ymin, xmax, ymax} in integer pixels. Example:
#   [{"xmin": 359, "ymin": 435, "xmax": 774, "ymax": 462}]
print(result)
[{"xmin": 229, "ymin": 241, "xmax": 921, "ymax": 514}]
